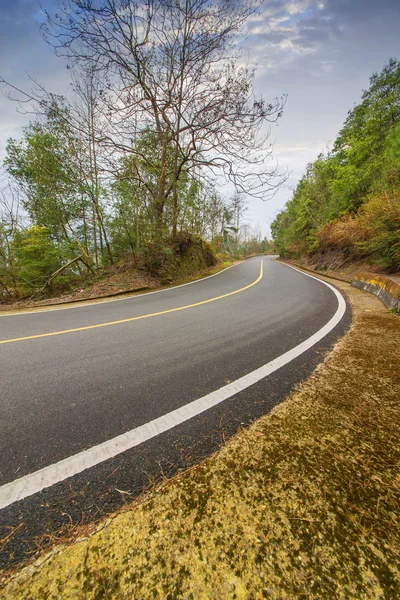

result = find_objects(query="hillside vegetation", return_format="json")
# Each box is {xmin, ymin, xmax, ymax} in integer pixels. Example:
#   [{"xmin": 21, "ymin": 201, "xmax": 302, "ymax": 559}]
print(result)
[{"xmin": 271, "ymin": 59, "xmax": 400, "ymax": 273}]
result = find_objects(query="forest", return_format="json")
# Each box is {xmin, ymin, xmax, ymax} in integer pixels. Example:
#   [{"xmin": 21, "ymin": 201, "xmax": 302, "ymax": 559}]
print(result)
[
  {"xmin": 0, "ymin": 0, "xmax": 278, "ymax": 300},
  {"xmin": 271, "ymin": 58, "xmax": 400, "ymax": 274}
]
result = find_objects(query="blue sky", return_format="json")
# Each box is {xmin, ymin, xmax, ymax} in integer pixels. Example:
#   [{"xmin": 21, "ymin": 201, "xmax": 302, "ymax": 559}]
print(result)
[{"xmin": 1, "ymin": 0, "xmax": 399, "ymax": 235}]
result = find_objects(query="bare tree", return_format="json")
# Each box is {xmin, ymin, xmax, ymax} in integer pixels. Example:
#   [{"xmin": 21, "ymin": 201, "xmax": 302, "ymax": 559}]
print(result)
[
  {"xmin": 42, "ymin": 0, "xmax": 286, "ymax": 240},
  {"xmin": 230, "ymin": 191, "xmax": 247, "ymax": 251},
  {"xmin": 70, "ymin": 66, "xmax": 114, "ymax": 264},
  {"xmin": 0, "ymin": 185, "xmax": 24, "ymax": 295}
]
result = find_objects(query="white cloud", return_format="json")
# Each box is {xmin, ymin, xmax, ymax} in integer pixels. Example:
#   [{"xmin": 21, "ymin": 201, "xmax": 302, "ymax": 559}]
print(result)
[{"xmin": 285, "ymin": 1, "xmax": 311, "ymax": 16}]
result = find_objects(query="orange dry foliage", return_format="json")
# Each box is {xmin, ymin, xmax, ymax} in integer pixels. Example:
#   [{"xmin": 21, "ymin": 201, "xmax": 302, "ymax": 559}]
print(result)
[
  {"xmin": 362, "ymin": 191, "xmax": 400, "ymax": 224},
  {"xmin": 317, "ymin": 191, "xmax": 400, "ymax": 254},
  {"xmin": 317, "ymin": 215, "xmax": 371, "ymax": 250}
]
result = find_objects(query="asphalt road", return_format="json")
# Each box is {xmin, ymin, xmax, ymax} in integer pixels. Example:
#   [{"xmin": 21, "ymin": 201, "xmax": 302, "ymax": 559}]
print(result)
[{"xmin": 0, "ymin": 257, "xmax": 350, "ymax": 569}]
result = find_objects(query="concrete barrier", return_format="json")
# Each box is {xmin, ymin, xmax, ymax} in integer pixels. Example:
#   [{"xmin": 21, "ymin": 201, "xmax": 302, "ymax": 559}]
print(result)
[{"xmin": 351, "ymin": 273, "xmax": 400, "ymax": 310}]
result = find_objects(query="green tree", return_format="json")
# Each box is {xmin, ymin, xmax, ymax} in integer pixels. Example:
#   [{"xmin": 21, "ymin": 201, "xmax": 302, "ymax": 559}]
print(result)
[
  {"xmin": 4, "ymin": 101, "xmax": 107, "ymax": 271},
  {"xmin": 331, "ymin": 58, "xmax": 400, "ymax": 210},
  {"xmin": 5, "ymin": 104, "xmax": 87, "ymax": 251},
  {"xmin": 13, "ymin": 226, "xmax": 61, "ymax": 292},
  {"xmin": 271, "ymin": 58, "xmax": 400, "ymax": 268}
]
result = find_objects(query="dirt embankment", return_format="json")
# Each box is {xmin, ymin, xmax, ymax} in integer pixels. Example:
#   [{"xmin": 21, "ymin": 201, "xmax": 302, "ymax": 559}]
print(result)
[
  {"xmin": 282, "ymin": 250, "xmax": 399, "ymax": 284},
  {"xmin": 0, "ymin": 234, "xmax": 219, "ymax": 312},
  {"xmin": 1, "ymin": 276, "xmax": 399, "ymax": 599},
  {"xmin": 0, "ymin": 250, "xmax": 225, "ymax": 315}
]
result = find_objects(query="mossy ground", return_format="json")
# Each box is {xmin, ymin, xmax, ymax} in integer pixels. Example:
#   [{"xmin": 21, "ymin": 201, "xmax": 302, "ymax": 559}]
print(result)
[{"xmin": 1, "ymin": 278, "xmax": 399, "ymax": 599}]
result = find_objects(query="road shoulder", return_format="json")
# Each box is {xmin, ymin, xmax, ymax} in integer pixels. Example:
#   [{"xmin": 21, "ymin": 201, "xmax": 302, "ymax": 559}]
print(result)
[{"xmin": 1, "ymin": 276, "xmax": 399, "ymax": 599}]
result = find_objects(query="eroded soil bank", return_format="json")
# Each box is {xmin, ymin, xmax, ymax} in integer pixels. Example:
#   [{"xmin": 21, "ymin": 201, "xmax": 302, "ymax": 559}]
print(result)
[
  {"xmin": 1, "ymin": 276, "xmax": 399, "ymax": 599},
  {"xmin": 279, "ymin": 253, "xmax": 400, "ymax": 284}
]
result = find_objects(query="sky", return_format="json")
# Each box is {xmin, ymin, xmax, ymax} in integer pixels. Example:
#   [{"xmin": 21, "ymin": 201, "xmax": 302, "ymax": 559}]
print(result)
[{"xmin": 0, "ymin": 0, "xmax": 399, "ymax": 236}]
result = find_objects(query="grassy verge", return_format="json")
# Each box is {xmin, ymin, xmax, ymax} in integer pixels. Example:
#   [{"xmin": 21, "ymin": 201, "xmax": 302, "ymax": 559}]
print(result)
[{"xmin": 1, "ymin": 276, "xmax": 399, "ymax": 599}]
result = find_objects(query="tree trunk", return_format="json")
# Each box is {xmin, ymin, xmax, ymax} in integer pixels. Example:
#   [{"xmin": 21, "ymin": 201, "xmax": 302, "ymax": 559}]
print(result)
[{"xmin": 155, "ymin": 140, "xmax": 168, "ymax": 241}]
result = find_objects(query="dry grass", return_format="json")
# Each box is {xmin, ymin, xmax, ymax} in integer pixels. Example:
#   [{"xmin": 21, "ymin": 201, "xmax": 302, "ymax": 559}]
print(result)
[
  {"xmin": 1, "ymin": 279, "xmax": 399, "ymax": 599},
  {"xmin": 315, "ymin": 193, "xmax": 400, "ymax": 273},
  {"xmin": 318, "ymin": 215, "xmax": 372, "ymax": 249}
]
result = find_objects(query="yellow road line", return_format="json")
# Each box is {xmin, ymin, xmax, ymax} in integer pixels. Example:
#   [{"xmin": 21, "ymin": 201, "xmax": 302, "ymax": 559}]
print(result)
[{"xmin": 0, "ymin": 261, "xmax": 263, "ymax": 345}]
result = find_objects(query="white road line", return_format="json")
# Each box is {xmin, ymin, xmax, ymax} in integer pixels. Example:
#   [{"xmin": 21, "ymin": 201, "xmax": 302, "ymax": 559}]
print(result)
[
  {"xmin": 0, "ymin": 262, "xmax": 240, "ymax": 317},
  {"xmin": 0, "ymin": 264, "xmax": 347, "ymax": 510}
]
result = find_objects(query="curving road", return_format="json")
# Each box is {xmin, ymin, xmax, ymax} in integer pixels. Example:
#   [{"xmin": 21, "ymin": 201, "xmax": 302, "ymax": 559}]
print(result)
[{"xmin": 0, "ymin": 257, "xmax": 349, "ymax": 568}]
